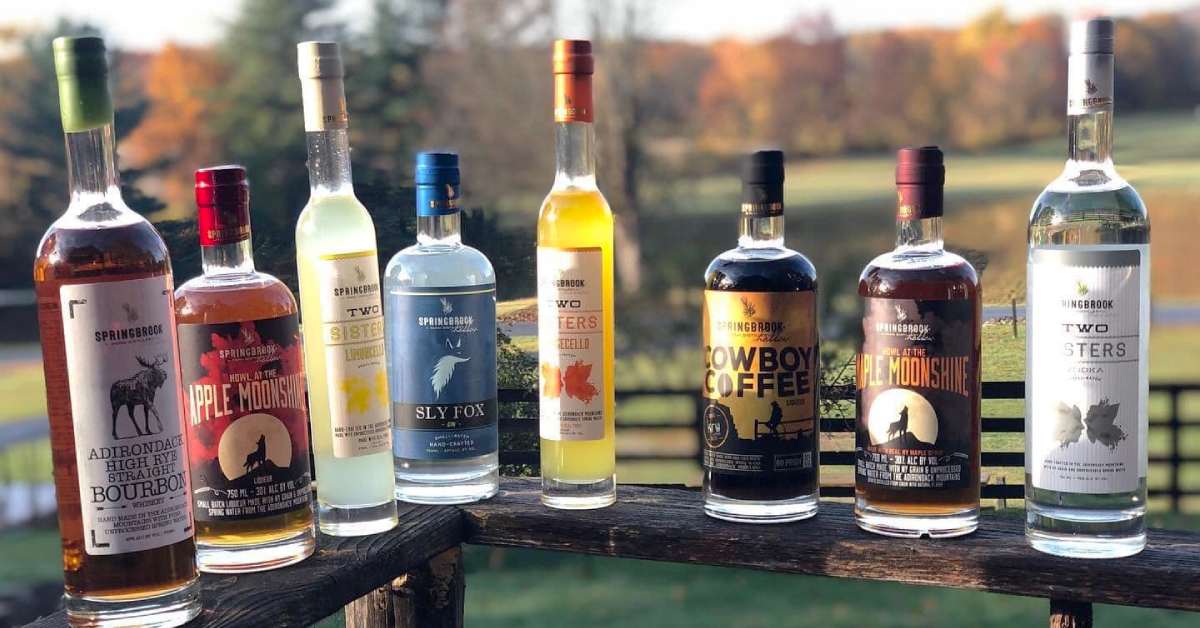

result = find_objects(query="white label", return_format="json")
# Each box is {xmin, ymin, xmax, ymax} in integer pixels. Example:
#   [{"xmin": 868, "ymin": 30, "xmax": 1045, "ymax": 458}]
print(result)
[
  {"xmin": 317, "ymin": 251, "xmax": 391, "ymax": 457},
  {"xmin": 537, "ymin": 247, "xmax": 607, "ymax": 441},
  {"xmin": 59, "ymin": 275, "xmax": 193, "ymax": 556},
  {"xmin": 1068, "ymin": 54, "xmax": 1113, "ymax": 114},
  {"xmin": 1028, "ymin": 246, "xmax": 1148, "ymax": 494}
]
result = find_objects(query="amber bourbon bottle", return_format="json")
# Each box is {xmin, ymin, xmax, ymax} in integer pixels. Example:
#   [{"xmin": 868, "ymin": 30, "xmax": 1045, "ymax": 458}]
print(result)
[
  {"xmin": 701, "ymin": 150, "xmax": 820, "ymax": 523},
  {"xmin": 175, "ymin": 166, "xmax": 316, "ymax": 572},
  {"xmin": 34, "ymin": 37, "xmax": 200, "ymax": 626},
  {"xmin": 855, "ymin": 146, "xmax": 981, "ymax": 538}
]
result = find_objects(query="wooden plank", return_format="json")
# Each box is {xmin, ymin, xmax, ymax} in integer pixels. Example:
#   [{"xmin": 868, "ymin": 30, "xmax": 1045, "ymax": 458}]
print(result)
[
  {"xmin": 462, "ymin": 479, "xmax": 1200, "ymax": 612},
  {"xmin": 1050, "ymin": 599, "xmax": 1093, "ymax": 628},
  {"xmin": 344, "ymin": 547, "xmax": 465, "ymax": 628},
  {"xmin": 26, "ymin": 503, "xmax": 462, "ymax": 628}
]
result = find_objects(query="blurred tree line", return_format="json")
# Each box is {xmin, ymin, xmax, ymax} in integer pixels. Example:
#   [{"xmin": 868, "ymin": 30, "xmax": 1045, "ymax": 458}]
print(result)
[{"xmin": 0, "ymin": 3, "xmax": 1197, "ymax": 300}]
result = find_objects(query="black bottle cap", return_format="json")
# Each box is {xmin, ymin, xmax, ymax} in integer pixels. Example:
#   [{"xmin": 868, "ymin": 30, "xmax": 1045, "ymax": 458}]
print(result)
[
  {"xmin": 895, "ymin": 145, "xmax": 944, "ymax": 219},
  {"xmin": 741, "ymin": 150, "xmax": 784, "ymax": 217}
]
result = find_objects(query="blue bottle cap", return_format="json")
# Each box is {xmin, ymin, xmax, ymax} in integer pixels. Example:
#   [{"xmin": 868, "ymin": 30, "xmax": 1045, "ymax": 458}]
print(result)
[{"xmin": 415, "ymin": 152, "xmax": 461, "ymax": 217}]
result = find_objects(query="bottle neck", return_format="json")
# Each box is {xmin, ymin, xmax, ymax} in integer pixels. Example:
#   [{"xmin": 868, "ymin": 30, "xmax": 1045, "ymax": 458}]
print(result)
[
  {"xmin": 552, "ymin": 122, "xmax": 597, "ymax": 190},
  {"xmin": 738, "ymin": 215, "xmax": 785, "ymax": 249},
  {"xmin": 306, "ymin": 128, "xmax": 354, "ymax": 197},
  {"xmin": 201, "ymin": 240, "xmax": 256, "ymax": 277},
  {"xmin": 417, "ymin": 213, "xmax": 462, "ymax": 246},
  {"xmin": 895, "ymin": 216, "xmax": 944, "ymax": 255},
  {"xmin": 1067, "ymin": 108, "xmax": 1114, "ymax": 166},
  {"xmin": 65, "ymin": 122, "xmax": 122, "ymax": 213}
]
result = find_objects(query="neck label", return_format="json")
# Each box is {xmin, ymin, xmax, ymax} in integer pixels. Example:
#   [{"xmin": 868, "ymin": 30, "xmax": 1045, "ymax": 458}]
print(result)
[
  {"xmin": 1068, "ymin": 54, "xmax": 1113, "ymax": 115},
  {"xmin": 301, "ymin": 77, "xmax": 349, "ymax": 132}
]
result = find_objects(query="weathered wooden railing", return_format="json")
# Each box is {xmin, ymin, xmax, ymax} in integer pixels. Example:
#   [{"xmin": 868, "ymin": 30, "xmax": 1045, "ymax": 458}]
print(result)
[
  {"xmin": 24, "ymin": 381, "xmax": 1200, "ymax": 627},
  {"xmin": 24, "ymin": 478, "xmax": 1200, "ymax": 627}
]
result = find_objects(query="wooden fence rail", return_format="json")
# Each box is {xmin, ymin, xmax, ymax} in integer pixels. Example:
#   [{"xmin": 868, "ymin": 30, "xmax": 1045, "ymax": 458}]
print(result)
[{"xmin": 25, "ymin": 478, "xmax": 1200, "ymax": 627}]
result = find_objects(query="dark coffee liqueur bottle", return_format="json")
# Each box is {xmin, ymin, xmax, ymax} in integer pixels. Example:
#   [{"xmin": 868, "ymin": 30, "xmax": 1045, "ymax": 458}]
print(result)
[
  {"xmin": 702, "ymin": 151, "xmax": 820, "ymax": 523},
  {"xmin": 855, "ymin": 146, "xmax": 981, "ymax": 538}
]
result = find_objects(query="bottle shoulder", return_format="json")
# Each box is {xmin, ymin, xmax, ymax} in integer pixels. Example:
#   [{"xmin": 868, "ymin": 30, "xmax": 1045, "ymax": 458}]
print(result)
[
  {"xmin": 35, "ymin": 213, "xmax": 171, "ymax": 284},
  {"xmin": 296, "ymin": 193, "xmax": 378, "ymax": 249},
  {"xmin": 385, "ymin": 242, "xmax": 496, "ymax": 289},
  {"xmin": 175, "ymin": 272, "xmax": 297, "ymax": 323},
  {"xmin": 858, "ymin": 252, "xmax": 979, "ymax": 301},
  {"xmin": 538, "ymin": 187, "xmax": 613, "ymax": 223},
  {"xmin": 705, "ymin": 247, "xmax": 817, "ymax": 292},
  {"xmin": 1029, "ymin": 178, "xmax": 1149, "ymax": 246}
]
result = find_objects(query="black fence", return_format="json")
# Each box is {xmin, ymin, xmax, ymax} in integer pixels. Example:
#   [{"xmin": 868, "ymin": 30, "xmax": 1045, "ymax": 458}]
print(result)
[{"xmin": 498, "ymin": 381, "xmax": 1200, "ymax": 510}]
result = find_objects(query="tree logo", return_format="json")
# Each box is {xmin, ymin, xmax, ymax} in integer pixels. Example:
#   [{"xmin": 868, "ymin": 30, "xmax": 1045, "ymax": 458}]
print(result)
[
  {"xmin": 1085, "ymin": 79, "xmax": 1098, "ymax": 95},
  {"xmin": 122, "ymin": 302, "xmax": 139, "ymax": 323},
  {"xmin": 441, "ymin": 297, "xmax": 453, "ymax": 315},
  {"xmin": 1076, "ymin": 280, "xmax": 1089, "ymax": 296},
  {"xmin": 740, "ymin": 297, "xmax": 756, "ymax": 319}
]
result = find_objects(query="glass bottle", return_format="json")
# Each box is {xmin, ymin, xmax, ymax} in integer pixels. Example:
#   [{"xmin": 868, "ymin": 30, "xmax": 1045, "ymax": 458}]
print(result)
[
  {"xmin": 702, "ymin": 150, "xmax": 821, "ymax": 523},
  {"xmin": 175, "ymin": 165, "xmax": 316, "ymax": 571},
  {"xmin": 536, "ymin": 40, "xmax": 617, "ymax": 509},
  {"xmin": 385, "ymin": 152, "xmax": 499, "ymax": 504},
  {"xmin": 294, "ymin": 41, "xmax": 398, "ymax": 535},
  {"xmin": 1025, "ymin": 18, "xmax": 1150, "ymax": 558},
  {"xmin": 855, "ymin": 146, "xmax": 981, "ymax": 538},
  {"xmin": 34, "ymin": 36, "xmax": 199, "ymax": 626}
]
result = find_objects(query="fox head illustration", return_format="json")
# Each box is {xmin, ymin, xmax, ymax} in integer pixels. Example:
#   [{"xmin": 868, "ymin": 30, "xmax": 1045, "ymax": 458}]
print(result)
[{"xmin": 431, "ymin": 337, "xmax": 469, "ymax": 399}]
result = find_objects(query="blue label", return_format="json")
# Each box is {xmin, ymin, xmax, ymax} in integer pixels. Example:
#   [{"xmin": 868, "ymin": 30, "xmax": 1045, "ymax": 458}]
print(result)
[{"xmin": 388, "ymin": 284, "xmax": 497, "ymax": 460}]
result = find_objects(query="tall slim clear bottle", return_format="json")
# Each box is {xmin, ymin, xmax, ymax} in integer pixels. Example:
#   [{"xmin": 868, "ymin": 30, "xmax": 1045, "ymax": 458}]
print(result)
[
  {"xmin": 536, "ymin": 40, "xmax": 617, "ymax": 509},
  {"xmin": 1025, "ymin": 18, "xmax": 1150, "ymax": 558},
  {"xmin": 295, "ymin": 41, "xmax": 398, "ymax": 536},
  {"xmin": 385, "ymin": 152, "xmax": 499, "ymax": 504},
  {"xmin": 34, "ymin": 36, "xmax": 200, "ymax": 626}
]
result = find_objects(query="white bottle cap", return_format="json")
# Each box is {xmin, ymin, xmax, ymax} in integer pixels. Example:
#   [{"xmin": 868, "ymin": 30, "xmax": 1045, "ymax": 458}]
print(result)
[
  {"xmin": 297, "ymin": 41, "xmax": 347, "ymax": 131},
  {"xmin": 1070, "ymin": 17, "xmax": 1114, "ymax": 55}
]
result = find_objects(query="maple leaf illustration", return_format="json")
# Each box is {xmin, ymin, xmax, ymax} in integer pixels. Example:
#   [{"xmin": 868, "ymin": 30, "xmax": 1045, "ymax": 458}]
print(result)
[
  {"xmin": 342, "ymin": 376, "xmax": 373, "ymax": 415},
  {"xmin": 1052, "ymin": 401, "xmax": 1084, "ymax": 448},
  {"xmin": 541, "ymin": 363, "xmax": 562, "ymax": 399},
  {"xmin": 563, "ymin": 360, "xmax": 599, "ymax": 405},
  {"xmin": 1084, "ymin": 399, "xmax": 1126, "ymax": 450}
]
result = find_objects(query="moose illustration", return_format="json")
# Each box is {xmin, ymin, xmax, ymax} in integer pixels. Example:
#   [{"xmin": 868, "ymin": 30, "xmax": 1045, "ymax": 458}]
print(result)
[
  {"xmin": 243, "ymin": 434, "xmax": 268, "ymax": 473},
  {"xmin": 109, "ymin": 355, "xmax": 169, "ymax": 440},
  {"xmin": 886, "ymin": 406, "xmax": 910, "ymax": 441}
]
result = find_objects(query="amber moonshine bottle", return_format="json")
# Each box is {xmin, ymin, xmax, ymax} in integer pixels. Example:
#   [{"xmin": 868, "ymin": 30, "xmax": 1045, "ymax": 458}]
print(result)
[
  {"xmin": 175, "ymin": 166, "xmax": 316, "ymax": 573},
  {"xmin": 855, "ymin": 146, "xmax": 981, "ymax": 538},
  {"xmin": 34, "ymin": 37, "xmax": 199, "ymax": 626},
  {"xmin": 701, "ymin": 151, "xmax": 820, "ymax": 523}
]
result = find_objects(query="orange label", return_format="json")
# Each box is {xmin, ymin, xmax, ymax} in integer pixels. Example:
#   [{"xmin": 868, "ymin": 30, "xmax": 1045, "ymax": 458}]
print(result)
[{"xmin": 554, "ymin": 74, "xmax": 593, "ymax": 123}]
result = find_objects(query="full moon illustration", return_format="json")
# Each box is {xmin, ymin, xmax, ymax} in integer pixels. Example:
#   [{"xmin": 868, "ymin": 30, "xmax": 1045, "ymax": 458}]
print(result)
[
  {"xmin": 867, "ymin": 388, "xmax": 939, "ymax": 446},
  {"xmin": 218, "ymin": 413, "xmax": 292, "ymax": 481}
]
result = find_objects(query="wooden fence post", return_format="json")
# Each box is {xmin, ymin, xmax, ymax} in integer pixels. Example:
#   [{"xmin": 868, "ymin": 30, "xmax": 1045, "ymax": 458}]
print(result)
[
  {"xmin": 345, "ymin": 546, "xmax": 466, "ymax": 628},
  {"xmin": 1049, "ymin": 598, "xmax": 1093, "ymax": 628}
]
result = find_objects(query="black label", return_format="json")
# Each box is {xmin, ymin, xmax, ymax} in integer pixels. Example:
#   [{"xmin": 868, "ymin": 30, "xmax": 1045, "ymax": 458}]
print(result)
[{"xmin": 855, "ymin": 298, "xmax": 978, "ymax": 491}]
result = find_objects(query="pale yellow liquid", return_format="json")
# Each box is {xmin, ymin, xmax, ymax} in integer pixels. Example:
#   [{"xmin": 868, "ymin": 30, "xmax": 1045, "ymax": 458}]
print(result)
[
  {"xmin": 537, "ymin": 188, "xmax": 616, "ymax": 482},
  {"xmin": 296, "ymin": 193, "xmax": 396, "ymax": 508}
]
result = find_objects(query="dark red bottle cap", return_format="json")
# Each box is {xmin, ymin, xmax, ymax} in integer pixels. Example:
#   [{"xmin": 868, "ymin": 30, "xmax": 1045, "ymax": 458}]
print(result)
[
  {"xmin": 195, "ymin": 165, "xmax": 251, "ymax": 246},
  {"xmin": 895, "ymin": 146, "xmax": 944, "ymax": 220}
]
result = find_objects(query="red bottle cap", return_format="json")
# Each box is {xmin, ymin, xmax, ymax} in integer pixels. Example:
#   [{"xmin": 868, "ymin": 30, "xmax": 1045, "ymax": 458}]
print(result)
[{"xmin": 195, "ymin": 165, "xmax": 251, "ymax": 246}]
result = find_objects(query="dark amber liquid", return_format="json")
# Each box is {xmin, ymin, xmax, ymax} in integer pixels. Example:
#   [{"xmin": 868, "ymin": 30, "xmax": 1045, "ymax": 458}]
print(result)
[
  {"xmin": 34, "ymin": 219, "xmax": 198, "ymax": 598},
  {"xmin": 856, "ymin": 258, "xmax": 981, "ymax": 514},
  {"xmin": 175, "ymin": 272, "xmax": 315, "ymax": 546},
  {"xmin": 704, "ymin": 252, "xmax": 820, "ymax": 501}
]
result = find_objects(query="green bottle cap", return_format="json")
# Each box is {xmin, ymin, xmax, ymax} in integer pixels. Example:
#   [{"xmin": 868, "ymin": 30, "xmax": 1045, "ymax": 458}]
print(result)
[{"xmin": 53, "ymin": 36, "xmax": 113, "ymax": 133}]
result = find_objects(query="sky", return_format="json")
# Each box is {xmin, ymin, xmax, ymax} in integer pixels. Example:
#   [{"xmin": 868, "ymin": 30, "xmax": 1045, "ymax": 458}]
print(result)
[{"xmin": 4, "ymin": 0, "xmax": 1197, "ymax": 50}]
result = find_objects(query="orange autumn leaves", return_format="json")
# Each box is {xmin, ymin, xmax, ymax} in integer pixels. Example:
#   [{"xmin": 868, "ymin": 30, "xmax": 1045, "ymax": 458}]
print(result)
[{"xmin": 541, "ymin": 361, "xmax": 599, "ymax": 405}]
